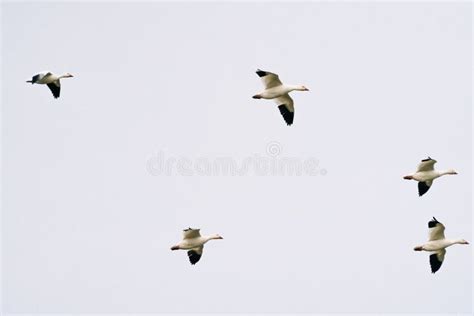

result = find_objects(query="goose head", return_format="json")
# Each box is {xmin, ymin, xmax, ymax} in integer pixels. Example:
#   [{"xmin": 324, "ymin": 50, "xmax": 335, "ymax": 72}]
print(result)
[
  {"xmin": 61, "ymin": 73, "xmax": 74, "ymax": 78},
  {"xmin": 458, "ymin": 239, "xmax": 469, "ymax": 245},
  {"xmin": 297, "ymin": 85, "xmax": 309, "ymax": 91},
  {"xmin": 445, "ymin": 169, "xmax": 458, "ymax": 175},
  {"xmin": 210, "ymin": 234, "xmax": 224, "ymax": 240}
]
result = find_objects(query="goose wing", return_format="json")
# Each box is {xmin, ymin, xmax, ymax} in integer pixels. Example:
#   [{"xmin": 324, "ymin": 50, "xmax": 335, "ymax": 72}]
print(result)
[
  {"xmin": 428, "ymin": 217, "xmax": 445, "ymax": 241},
  {"xmin": 28, "ymin": 71, "xmax": 52, "ymax": 84},
  {"xmin": 429, "ymin": 249, "xmax": 446, "ymax": 273},
  {"xmin": 417, "ymin": 157, "xmax": 437, "ymax": 172},
  {"xmin": 183, "ymin": 228, "xmax": 201, "ymax": 239},
  {"xmin": 256, "ymin": 69, "xmax": 283, "ymax": 89},
  {"xmin": 47, "ymin": 80, "xmax": 61, "ymax": 98},
  {"xmin": 418, "ymin": 180, "xmax": 433, "ymax": 197},
  {"xmin": 187, "ymin": 246, "xmax": 203, "ymax": 265},
  {"xmin": 274, "ymin": 94, "xmax": 294, "ymax": 126}
]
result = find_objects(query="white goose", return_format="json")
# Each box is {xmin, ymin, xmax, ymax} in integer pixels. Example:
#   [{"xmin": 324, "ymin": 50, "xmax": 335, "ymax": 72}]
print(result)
[
  {"xmin": 170, "ymin": 228, "xmax": 223, "ymax": 265},
  {"xmin": 403, "ymin": 157, "xmax": 457, "ymax": 196},
  {"xmin": 414, "ymin": 217, "xmax": 469, "ymax": 273},
  {"xmin": 27, "ymin": 71, "xmax": 74, "ymax": 99},
  {"xmin": 252, "ymin": 69, "xmax": 309, "ymax": 126}
]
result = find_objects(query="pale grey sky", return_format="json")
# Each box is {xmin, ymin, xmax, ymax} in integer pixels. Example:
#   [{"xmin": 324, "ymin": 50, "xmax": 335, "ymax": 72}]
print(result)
[{"xmin": 1, "ymin": 1, "xmax": 472, "ymax": 314}]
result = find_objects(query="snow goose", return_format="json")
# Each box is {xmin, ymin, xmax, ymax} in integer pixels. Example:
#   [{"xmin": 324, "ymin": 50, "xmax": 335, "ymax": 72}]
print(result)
[
  {"xmin": 27, "ymin": 71, "xmax": 74, "ymax": 98},
  {"xmin": 414, "ymin": 217, "xmax": 469, "ymax": 273},
  {"xmin": 403, "ymin": 157, "xmax": 457, "ymax": 196},
  {"xmin": 170, "ymin": 228, "xmax": 223, "ymax": 265},
  {"xmin": 252, "ymin": 69, "xmax": 309, "ymax": 126}
]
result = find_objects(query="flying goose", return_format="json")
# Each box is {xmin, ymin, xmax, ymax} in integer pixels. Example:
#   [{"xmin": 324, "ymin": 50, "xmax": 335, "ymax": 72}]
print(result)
[
  {"xmin": 414, "ymin": 217, "xmax": 469, "ymax": 273},
  {"xmin": 27, "ymin": 71, "xmax": 74, "ymax": 98},
  {"xmin": 170, "ymin": 228, "xmax": 223, "ymax": 265},
  {"xmin": 252, "ymin": 69, "xmax": 309, "ymax": 126},
  {"xmin": 403, "ymin": 157, "xmax": 457, "ymax": 196}
]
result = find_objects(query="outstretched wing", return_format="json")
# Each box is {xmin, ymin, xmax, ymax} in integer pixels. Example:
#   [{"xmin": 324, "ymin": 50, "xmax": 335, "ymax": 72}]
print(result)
[
  {"xmin": 47, "ymin": 80, "xmax": 61, "ymax": 98},
  {"xmin": 183, "ymin": 228, "xmax": 201, "ymax": 239},
  {"xmin": 256, "ymin": 69, "xmax": 283, "ymax": 89},
  {"xmin": 429, "ymin": 249, "xmax": 446, "ymax": 273},
  {"xmin": 29, "ymin": 71, "xmax": 52, "ymax": 84},
  {"xmin": 417, "ymin": 157, "xmax": 437, "ymax": 172},
  {"xmin": 274, "ymin": 94, "xmax": 294, "ymax": 126},
  {"xmin": 187, "ymin": 246, "xmax": 203, "ymax": 265},
  {"xmin": 428, "ymin": 217, "xmax": 445, "ymax": 241}
]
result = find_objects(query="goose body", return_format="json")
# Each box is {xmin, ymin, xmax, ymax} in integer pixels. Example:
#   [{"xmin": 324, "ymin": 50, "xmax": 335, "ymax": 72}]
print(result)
[
  {"xmin": 414, "ymin": 217, "xmax": 469, "ymax": 273},
  {"xmin": 27, "ymin": 71, "xmax": 73, "ymax": 98},
  {"xmin": 252, "ymin": 69, "xmax": 309, "ymax": 126},
  {"xmin": 403, "ymin": 157, "xmax": 457, "ymax": 196},
  {"xmin": 170, "ymin": 228, "xmax": 223, "ymax": 265},
  {"xmin": 257, "ymin": 85, "xmax": 296, "ymax": 99}
]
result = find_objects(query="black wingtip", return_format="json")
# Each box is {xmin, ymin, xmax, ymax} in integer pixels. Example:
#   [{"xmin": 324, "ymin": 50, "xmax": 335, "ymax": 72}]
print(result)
[
  {"xmin": 421, "ymin": 157, "xmax": 434, "ymax": 162},
  {"xmin": 428, "ymin": 217, "xmax": 440, "ymax": 228},
  {"xmin": 418, "ymin": 181, "xmax": 430, "ymax": 197},
  {"xmin": 429, "ymin": 253, "xmax": 442, "ymax": 273},
  {"xmin": 256, "ymin": 69, "xmax": 267, "ymax": 77},
  {"xmin": 278, "ymin": 104, "xmax": 294, "ymax": 126},
  {"xmin": 187, "ymin": 250, "xmax": 201, "ymax": 265},
  {"xmin": 47, "ymin": 83, "xmax": 60, "ymax": 99}
]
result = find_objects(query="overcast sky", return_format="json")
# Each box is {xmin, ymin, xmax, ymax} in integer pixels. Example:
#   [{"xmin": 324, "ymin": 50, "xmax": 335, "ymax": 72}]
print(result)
[{"xmin": 2, "ymin": 1, "xmax": 472, "ymax": 314}]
